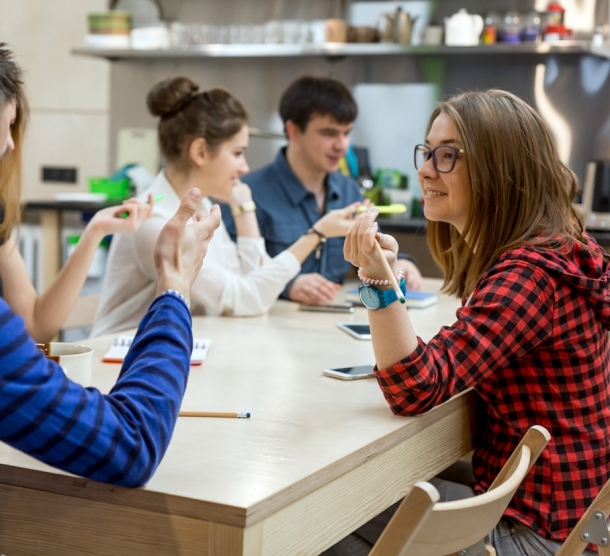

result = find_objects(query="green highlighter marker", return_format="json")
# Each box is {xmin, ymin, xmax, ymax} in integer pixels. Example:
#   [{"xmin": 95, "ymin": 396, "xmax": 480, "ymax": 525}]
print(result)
[
  {"xmin": 358, "ymin": 203, "xmax": 407, "ymax": 214},
  {"xmin": 119, "ymin": 193, "xmax": 165, "ymax": 218}
]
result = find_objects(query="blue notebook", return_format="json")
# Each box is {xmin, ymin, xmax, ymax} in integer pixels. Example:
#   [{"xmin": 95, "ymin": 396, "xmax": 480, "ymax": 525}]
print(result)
[{"xmin": 346, "ymin": 288, "xmax": 438, "ymax": 309}]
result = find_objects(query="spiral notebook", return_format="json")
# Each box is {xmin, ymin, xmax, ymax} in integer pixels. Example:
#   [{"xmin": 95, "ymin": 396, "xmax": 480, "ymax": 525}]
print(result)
[{"xmin": 102, "ymin": 335, "xmax": 212, "ymax": 366}]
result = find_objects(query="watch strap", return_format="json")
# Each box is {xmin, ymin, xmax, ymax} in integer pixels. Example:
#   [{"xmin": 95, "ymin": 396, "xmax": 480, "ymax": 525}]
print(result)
[
  {"xmin": 231, "ymin": 201, "xmax": 257, "ymax": 217},
  {"xmin": 359, "ymin": 277, "xmax": 406, "ymax": 309}
]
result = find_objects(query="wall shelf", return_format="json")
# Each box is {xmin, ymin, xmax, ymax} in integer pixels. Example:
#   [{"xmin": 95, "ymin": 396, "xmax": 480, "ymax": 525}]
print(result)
[{"xmin": 72, "ymin": 40, "xmax": 595, "ymax": 60}]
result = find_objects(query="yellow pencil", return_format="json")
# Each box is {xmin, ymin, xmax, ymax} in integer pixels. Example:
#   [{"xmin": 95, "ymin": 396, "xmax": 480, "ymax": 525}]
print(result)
[
  {"xmin": 178, "ymin": 411, "xmax": 251, "ymax": 418},
  {"xmin": 374, "ymin": 239, "xmax": 405, "ymax": 304}
]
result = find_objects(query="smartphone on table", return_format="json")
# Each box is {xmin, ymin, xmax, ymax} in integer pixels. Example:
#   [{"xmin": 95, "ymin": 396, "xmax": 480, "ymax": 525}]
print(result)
[
  {"xmin": 299, "ymin": 302, "xmax": 355, "ymax": 313},
  {"xmin": 322, "ymin": 364, "xmax": 375, "ymax": 380},
  {"xmin": 336, "ymin": 322, "xmax": 371, "ymax": 340}
]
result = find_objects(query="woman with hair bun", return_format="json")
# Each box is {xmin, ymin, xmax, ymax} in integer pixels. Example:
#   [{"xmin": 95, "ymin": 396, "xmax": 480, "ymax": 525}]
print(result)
[{"xmin": 93, "ymin": 77, "xmax": 360, "ymax": 335}]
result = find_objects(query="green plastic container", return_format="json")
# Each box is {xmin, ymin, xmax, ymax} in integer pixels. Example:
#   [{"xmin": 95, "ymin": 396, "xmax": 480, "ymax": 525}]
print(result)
[{"xmin": 89, "ymin": 177, "xmax": 131, "ymax": 200}]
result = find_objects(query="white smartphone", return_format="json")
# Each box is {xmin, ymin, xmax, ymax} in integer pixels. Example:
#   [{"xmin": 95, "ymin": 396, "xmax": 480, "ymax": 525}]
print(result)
[
  {"xmin": 322, "ymin": 364, "xmax": 375, "ymax": 380},
  {"xmin": 299, "ymin": 302, "xmax": 355, "ymax": 313},
  {"xmin": 336, "ymin": 322, "xmax": 371, "ymax": 340}
]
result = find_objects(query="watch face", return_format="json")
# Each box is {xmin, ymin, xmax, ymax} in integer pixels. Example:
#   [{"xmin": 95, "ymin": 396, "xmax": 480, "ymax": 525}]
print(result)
[{"xmin": 359, "ymin": 285, "xmax": 382, "ymax": 310}]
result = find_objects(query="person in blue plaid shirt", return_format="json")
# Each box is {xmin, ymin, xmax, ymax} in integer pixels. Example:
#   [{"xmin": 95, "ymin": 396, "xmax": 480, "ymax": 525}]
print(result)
[{"xmin": 332, "ymin": 89, "xmax": 609, "ymax": 555}]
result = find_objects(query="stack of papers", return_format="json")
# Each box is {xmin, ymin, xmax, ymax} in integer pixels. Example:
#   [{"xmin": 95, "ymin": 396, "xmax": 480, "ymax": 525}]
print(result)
[
  {"xmin": 346, "ymin": 288, "xmax": 438, "ymax": 309},
  {"xmin": 102, "ymin": 335, "xmax": 212, "ymax": 366}
]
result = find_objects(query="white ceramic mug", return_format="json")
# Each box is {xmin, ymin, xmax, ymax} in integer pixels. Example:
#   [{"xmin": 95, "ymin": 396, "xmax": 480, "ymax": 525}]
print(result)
[
  {"xmin": 49, "ymin": 342, "xmax": 94, "ymax": 386},
  {"xmin": 421, "ymin": 25, "xmax": 443, "ymax": 45}
]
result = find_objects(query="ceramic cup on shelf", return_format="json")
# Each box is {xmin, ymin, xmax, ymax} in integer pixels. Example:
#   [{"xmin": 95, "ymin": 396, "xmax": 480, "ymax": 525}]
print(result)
[
  {"xmin": 325, "ymin": 19, "xmax": 349, "ymax": 43},
  {"xmin": 347, "ymin": 26, "xmax": 380, "ymax": 43},
  {"xmin": 421, "ymin": 25, "xmax": 443, "ymax": 45}
]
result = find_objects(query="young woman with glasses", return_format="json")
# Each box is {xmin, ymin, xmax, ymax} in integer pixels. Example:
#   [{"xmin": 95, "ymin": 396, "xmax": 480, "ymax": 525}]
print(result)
[{"xmin": 331, "ymin": 89, "xmax": 609, "ymax": 555}]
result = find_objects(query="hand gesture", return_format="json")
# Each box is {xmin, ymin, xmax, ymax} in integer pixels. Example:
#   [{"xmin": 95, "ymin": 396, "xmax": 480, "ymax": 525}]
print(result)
[
  {"xmin": 315, "ymin": 201, "xmax": 361, "ymax": 238},
  {"xmin": 87, "ymin": 194, "xmax": 155, "ymax": 237},
  {"xmin": 344, "ymin": 209, "xmax": 399, "ymax": 281},
  {"xmin": 288, "ymin": 273, "xmax": 341, "ymax": 305},
  {"xmin": 154, "ymin": 188, "xmax": 221, "ymax": 303},
  {"xmin": 213, "ymin": 181, "xmax": 253, "ymax": 207}
]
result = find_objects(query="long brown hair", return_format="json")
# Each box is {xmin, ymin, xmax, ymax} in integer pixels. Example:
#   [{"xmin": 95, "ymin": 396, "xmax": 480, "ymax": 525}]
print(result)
[
  {"xmin": 0, "ymin": 43, "xmax": 28, "ymax": 244},
  {"xmin": 147, "ymin": 76, "xmax": 248, "ymax": 171},
  {"xmin": 426, "ymin": 89, "xmax": 584, "ymax": 298}
]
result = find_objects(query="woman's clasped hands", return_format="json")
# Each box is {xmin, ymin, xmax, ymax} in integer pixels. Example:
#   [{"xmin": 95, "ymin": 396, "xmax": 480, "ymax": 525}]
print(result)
[{"xmin": 344, "ymin": 207, "xmax": 400, "ymax": 282}]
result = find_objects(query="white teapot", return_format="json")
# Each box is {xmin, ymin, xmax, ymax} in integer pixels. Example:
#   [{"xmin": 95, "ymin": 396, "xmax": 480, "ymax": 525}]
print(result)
[{"xmin": 444, "ymin": 9, "xmax": 484, "ymax": 46}]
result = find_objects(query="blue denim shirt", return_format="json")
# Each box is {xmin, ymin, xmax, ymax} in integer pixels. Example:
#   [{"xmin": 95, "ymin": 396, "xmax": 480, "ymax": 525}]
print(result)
[{"xmin": 221, "ymin": 149, "xmax": 362, "ymax": 299}]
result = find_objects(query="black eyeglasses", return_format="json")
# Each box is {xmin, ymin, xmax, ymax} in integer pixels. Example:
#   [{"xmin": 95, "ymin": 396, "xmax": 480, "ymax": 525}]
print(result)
[{"xmin": 414, "ymin": 144, "xmax": 465, "ymax": 174}]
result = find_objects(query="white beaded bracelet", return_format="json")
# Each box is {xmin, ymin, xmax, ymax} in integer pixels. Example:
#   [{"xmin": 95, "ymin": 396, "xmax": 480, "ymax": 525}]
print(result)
[
  {"xmin": 358, "ymin": 266, "xmax": 404, "ymax": 286},
  {"xmin": 160, "ymin": 289, "xmax": 190, "ymax": 309}
]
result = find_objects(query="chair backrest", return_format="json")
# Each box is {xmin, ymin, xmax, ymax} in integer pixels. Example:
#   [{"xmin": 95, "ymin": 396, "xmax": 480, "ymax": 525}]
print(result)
[
  {"xmin": 556, "ymin": 478, "xmax": 610, "ymax": 556},
  {"xmin": 370, "ymin": 425, "xmax": 551, "ymax": 556}
]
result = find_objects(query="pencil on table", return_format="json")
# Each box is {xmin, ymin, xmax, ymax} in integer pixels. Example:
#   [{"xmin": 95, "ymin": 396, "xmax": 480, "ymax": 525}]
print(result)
[
  {"xmin": 178, "ymin": 411, "xmax": 251, "ymax": 418},
  {"xmin": 374, "ymin": 239, "xmax": 405, "ymax": 304}
]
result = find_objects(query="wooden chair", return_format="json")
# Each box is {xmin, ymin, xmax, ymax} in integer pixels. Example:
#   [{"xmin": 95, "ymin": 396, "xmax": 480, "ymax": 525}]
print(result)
[
  {"xmin": 555, "ymin": 478, "xmax": 610, "ymax": 556},
  {"xmin": 370, "ymin": 425, "xmax": 551, "ymax": 556}
]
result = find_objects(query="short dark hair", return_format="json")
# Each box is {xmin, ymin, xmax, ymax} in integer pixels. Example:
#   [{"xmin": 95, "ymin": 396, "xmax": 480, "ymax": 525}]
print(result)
[{"xmin": 279, "ymin": 76, "xmax": 357, "ymax": 133}]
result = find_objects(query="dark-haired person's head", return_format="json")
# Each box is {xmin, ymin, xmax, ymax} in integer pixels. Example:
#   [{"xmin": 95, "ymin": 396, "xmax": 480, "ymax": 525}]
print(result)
[
  {"xmin": 0, "ymin": 43, "xmax": 28, "ymax": 244},
  {"xmin": 147, "ymin": 76, "xmax": 250, "ymax": 200},
  {"xmin": 279, "ymin": 76, "xmax": 357, "ymax": 133},
  {"xmin": 279, "ymin": 76, "xmax": 357, "ymax": 175}
]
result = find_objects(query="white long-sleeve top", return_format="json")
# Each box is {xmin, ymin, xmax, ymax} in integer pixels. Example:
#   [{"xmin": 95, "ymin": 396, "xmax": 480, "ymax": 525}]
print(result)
[{"xmin": 92, "ymin": 172, "xmax": 301, "ymax": 337}]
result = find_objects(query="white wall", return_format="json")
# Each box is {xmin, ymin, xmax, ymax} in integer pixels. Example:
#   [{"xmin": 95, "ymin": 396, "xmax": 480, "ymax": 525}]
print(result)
[{"xmin": 0, "ymin": 0, "xmax": 111, "ymax": 200}]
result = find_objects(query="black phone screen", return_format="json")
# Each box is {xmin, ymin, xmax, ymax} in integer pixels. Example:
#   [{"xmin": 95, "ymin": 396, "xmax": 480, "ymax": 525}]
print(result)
[{"xmin": 343, "ymin": 324, "xmax": 371, "ymax": 335}]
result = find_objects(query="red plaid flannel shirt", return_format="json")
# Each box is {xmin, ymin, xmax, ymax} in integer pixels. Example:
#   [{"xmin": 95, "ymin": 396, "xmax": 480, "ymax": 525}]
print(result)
[{"xmin": 375, "ymin": 234, "xmax": 610, "ymax": 541}]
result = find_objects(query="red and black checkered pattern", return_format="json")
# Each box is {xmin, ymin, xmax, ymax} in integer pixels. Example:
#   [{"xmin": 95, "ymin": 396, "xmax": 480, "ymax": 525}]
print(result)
[{"xmin": 375, "ymin": 233, "xmax": 610, "ymax": 542}]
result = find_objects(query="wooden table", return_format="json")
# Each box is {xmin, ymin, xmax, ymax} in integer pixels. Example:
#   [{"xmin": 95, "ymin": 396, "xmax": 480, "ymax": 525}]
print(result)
[{"xmin": 0, "ymin": 281, "xmax": 480, "ymax": 555}]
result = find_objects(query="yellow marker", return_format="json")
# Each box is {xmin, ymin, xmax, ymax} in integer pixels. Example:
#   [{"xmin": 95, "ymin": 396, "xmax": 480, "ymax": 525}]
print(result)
[{"xmin": 358, "ymin": 203, "xmax": 407, "ymax": 214}]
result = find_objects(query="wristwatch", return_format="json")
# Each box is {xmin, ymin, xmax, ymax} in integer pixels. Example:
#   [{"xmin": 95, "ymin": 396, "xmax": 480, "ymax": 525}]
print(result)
[
  {"xmin": 358, "ymin": 277, "xmax": 406, "ymax": 310},
  {"xmin": 231, "ymin": 201, "xmax": 257, "ymax": 217}
]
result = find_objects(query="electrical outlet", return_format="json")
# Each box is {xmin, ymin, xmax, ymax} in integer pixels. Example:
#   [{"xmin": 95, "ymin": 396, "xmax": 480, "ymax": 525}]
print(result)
[{"xmin": 41, "ymin": 166, "xmax": 78, "ymax": 184}]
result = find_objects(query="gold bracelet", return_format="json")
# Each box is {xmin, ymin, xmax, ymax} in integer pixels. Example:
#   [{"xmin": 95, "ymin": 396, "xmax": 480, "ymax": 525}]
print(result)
[{"xmin": 231, "ymin": 201, "xmax": 257, "ymax": 217}]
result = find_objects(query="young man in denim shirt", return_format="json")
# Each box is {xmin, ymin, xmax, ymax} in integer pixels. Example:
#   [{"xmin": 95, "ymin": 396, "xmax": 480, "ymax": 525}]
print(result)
[{"xmin": 223, "ymin": 76, "xmax": 422, "ymax": 305}]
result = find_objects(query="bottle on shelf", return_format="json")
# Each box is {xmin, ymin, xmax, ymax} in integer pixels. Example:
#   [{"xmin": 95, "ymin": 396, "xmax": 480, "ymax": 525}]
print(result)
[{"xmin": 482, "ymin": 12, "xmax": 500, "ymax": 45}]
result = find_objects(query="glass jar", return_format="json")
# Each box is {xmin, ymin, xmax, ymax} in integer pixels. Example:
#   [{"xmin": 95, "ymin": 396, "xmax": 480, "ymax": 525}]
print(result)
[
  {"xmin": 522, "ymin": 11, "xmax": 542, "ymax": 42},
  {"xmin": 502, "ymin": 11, "xmax": 522, "ymax": 44}
]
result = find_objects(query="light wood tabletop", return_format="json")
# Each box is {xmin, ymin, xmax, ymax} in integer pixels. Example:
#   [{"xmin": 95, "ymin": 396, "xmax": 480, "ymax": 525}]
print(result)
[{"xmin": 0, "ymin": 279, "xmax": 481, "ymax": 555}]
